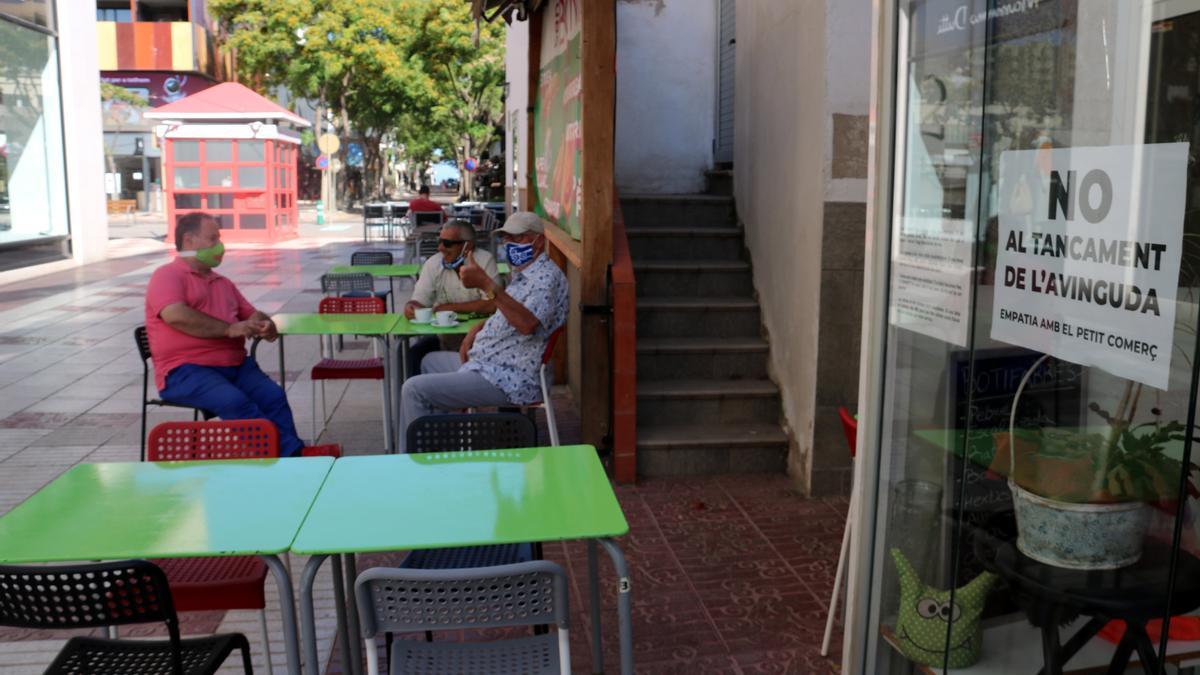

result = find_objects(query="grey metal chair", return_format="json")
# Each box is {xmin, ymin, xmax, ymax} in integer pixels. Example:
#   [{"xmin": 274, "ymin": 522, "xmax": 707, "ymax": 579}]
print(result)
[
  {"xmin": 319, "ymin": 272, "xmax": 378, "ymax": 351},
  {"xmin": 0, "ymin": 559, "xmax": 253, "ymax": 675},
  {"xmin": 411, "ymin": 210, "xmax": 445, "ymax": 228},
  {"xmin": 363, "ymin": 203, "xmax": 390, "ymax": 242},
  {"xmin": 350, "ymin": 250, "xmax": 395, "ymax": 311},
  {"xmin": 355, "ymin": 561, "xmax": 571, "ymax": 675},
  {"xmin": 402, "ymin": 413, "xmax": 539, "ymax": 571},
  {"xmin": 412, "ymin": 227, "xmax": 442, "ymax": 263}
]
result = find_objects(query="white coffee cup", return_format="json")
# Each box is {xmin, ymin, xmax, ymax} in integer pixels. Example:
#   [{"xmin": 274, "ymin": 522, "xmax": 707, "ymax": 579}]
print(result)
[
  {"xmin": 414, "ymin": 307, "xmax": 433, "ymax": 323},
  {"xmin": 434, "ymin": 310, "xmax": 456, "ymax": 326}
]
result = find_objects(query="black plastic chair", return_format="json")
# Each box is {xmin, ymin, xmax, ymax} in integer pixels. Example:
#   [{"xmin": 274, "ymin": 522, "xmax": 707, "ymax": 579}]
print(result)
[
  {"xmin": 136, "ymin": 326, "xmax": 215, "ymax": 463},
  {"xmin": 0, "ymin": 559, "xmax": 253, "ymax": 675},
  {"xmin": 401, "ymin": 413, "xmax": 539, "ymax": 571}
]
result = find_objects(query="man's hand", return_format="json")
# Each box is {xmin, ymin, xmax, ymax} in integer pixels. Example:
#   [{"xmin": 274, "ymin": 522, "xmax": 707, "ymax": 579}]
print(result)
[
  {"xmin": 459, "ymin": 322, "xmax": 485, "ymax": 362},
  {"xmin": 403, "ymin": 301, "xmax": 422, "ymax": 320},
  {"xmin": 458, "ymin": 251, "xmax": 495, "ymax": 292},
  {"xmin": 258, "ymin": 318, "xmax": 279, "ymax": 342},
  {"xmin": 225, "ymin": 320, "xmax": 261, "ymax": 339}
]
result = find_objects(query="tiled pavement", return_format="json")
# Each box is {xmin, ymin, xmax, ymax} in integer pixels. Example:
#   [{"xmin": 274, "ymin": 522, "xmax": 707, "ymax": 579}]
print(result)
[{"xmin": 0, "ymin": 235, "xmax": 845, "ymax": 674}]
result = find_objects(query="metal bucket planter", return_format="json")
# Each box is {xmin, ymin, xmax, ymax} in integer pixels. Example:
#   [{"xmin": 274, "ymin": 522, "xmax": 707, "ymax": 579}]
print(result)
[{"xmin": 1010, "ymin": 481, "xmax": 1151, "ymax": 569}]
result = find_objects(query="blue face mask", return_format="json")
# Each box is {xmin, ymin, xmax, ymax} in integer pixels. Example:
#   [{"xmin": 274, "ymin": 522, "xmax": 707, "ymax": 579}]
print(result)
[
  {"xmin": 505, "ymin": 241, "xmax": 536, "ymax": 267},
  {"xmin": 442, "ymin": 252, "xmax": 466, "ymax": 270}
]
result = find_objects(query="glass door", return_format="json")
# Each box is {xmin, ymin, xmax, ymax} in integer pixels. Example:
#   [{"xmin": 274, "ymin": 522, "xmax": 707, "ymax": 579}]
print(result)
[{"xmin": 861, "ymin": 0, "xmax": 1200, "ymax": 672}]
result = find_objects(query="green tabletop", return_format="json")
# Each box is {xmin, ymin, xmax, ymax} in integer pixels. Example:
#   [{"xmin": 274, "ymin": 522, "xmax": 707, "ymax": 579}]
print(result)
[
  {"xmin": 0, "ymin": 459, "xmax": 334, "ymax": 563},
  {"xmin": 328, "ymin": 264, "xmax": 419, "ymax": 277},
  {"xmin": 291, "ymin": 445, "xmax": 628, "ymax": 554},
  {"xmin": 391, "ymin": 314, "xmax": 485, "ymax": 336},
  {"xmin": 273, "ymin": 312, "xmax": 400, "ymax": 336},
  {"xmin": 329, "ymin": 263, "xmax": 510, "ymax": 277}
]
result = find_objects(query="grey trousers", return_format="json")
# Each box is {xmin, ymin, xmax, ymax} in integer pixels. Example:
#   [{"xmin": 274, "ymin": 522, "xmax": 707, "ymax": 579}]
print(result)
[{"xmin": 397, "ymin": 352, "xmax": 511, "ymax": 453}]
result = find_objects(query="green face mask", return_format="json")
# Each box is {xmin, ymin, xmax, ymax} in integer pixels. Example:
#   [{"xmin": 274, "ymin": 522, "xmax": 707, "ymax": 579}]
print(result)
[{"xmin": 182, "ymin": 241, "xmax": 225, "ymax": 267}]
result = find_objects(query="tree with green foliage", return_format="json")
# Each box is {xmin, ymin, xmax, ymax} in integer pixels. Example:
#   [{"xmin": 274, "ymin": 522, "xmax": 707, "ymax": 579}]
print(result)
[{"xmin": 209, "ymin": 0, "xmax": 505, "ymax": 201}]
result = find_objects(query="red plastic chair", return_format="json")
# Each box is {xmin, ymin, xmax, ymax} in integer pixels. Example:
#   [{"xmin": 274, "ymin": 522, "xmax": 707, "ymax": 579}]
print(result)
[
  {"xmin": 146, "ymin": 419, "xmax": 279, "ymax": 672},
  {"xmin": 311, "ymin": 296, "xmax": 387, "ymax": 445},
  {"xmin": 519, "ymin": 326, "xmax": 564, "ymax": 446},
  {"xmin": 838, "ymin": 406, "xmax": 858, "ymax": 458}
]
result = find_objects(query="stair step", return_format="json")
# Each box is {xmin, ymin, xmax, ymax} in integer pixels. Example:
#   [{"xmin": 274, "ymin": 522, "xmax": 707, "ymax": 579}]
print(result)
[
  {"xmin": 636, "ymin": 423, "xmax": 788, "ymax": 475},
  {"xmin": 637, "ymin": 380, "xmax": 780, "ymax": 424},
  {"xmin": 634, "ymin": 260, "xmax": 753, "ymax": 296},
  {"xmin": 621, "ymin": 194, "xmax": 736, "ymax": 229},
  {"xmin": 626, "ymin": 227, "xmax": 744, "ymax": 261},
  {"xmin": 638, "ymin": 296, "xmax": 758, "ymax": 310},
  {"xmin": 637, "ymin": 337, "xmax": 767, "ymax": 353},
  {"xmin": 638, "ymin": 379, "xmax": 779, "ymax": 398},
  {"xmin": 637, "ymin": 296, "xmax": 760, "ymax": 339},
  {"xmin": 637, "ymin": 338, "xmax": 769, "ymax": 380}
]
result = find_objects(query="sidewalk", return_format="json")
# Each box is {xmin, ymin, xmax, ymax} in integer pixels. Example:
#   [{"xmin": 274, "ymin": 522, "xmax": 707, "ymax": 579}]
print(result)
[{"xmin": 0, "ymin": 236, "xmax": 845, "ymax": 674}]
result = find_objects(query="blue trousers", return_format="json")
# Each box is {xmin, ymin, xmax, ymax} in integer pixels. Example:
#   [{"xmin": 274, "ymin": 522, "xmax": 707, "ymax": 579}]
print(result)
[{"xmin": 160, "ymin": 357, "xmax": 305, "ymax": 456}]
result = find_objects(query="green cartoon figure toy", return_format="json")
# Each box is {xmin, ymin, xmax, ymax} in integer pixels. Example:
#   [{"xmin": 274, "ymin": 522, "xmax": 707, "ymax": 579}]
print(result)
[{"xmin": 892, "ymin": 548, "xmax": 998, "ymax": 668}]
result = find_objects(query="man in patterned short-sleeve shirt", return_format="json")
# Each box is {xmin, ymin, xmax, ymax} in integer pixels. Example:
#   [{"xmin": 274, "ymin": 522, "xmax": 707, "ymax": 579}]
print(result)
[{"xmin": 398, "ymin": 212, "xmax": 568, "ymax": 452}]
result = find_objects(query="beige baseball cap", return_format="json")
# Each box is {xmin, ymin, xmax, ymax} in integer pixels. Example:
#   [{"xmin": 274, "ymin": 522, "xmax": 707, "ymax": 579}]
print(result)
[{"xmin": 497, "ymin": 211, "xmax": 545, "ymax": 236}]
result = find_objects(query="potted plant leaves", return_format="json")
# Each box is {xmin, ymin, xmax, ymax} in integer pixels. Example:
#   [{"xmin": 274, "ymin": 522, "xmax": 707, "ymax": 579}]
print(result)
[{"xmin": 992, "ymin": 357, "xmax": 1198, "ymax": 569}]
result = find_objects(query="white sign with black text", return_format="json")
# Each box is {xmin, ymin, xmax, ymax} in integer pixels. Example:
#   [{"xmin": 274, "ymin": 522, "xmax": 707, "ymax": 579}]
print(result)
[
  {"xmin": 889, "ymin": 217, "xmax": 974, "ymax": 347},
  {"xmin": 991, "ymin": 143, "xmax": 1188, "ymax": 390}
]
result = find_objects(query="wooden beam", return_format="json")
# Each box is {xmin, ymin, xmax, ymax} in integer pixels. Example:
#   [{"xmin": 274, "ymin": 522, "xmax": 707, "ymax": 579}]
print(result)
[
  {"xmin": 578, "ymin": 0, "xmax": 615, "ymax": 452},
  {"xmin": 523, "ymin": 11, "xmax": 542, "ymax": 212},
  {"xmin": 544, "ymin": 221, "xmax": 583, "ymax": 268}
]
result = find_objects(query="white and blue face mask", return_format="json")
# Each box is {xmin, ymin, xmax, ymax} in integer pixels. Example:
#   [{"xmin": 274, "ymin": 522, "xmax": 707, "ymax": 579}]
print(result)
[
  {"xmin": 505, "ymin": 240, "xmax": 537, "ymax": 267},
  {"xmin": 442, "ymin": 252, "xmax": 466, "ymax": 270}
]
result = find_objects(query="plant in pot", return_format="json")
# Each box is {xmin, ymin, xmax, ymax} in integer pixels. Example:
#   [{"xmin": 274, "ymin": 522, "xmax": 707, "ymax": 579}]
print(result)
[{"xmin": 993, "ymin": 356, "xmax": 1199, "ymax": 569}]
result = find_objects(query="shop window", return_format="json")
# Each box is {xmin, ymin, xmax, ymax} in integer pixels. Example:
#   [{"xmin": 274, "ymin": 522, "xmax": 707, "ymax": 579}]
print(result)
[
  {"xmin": 174, "ymin": 194, "xmax": 202, "ymax": 209},
  {"xmin": 859, "ymin": 2, "xmax": 1200, "ymax": 674},
  {"xmin": 206, "ymin": 168, "xmax": 232, "ymax": 188},
  {"xmin": 205, "ymin": 194, "xmax": 233, "ymax": 210},
  {"xmin": 173, "ymin": 141, "xmax": 200, "ymax": 162},
  {"xmin": 240, "ymin": 214, "xmax": 266, "ymax": 229},
  {"xmin": 206, "ymin": 141, "xmax": 232, "ymax": 162},
  {"xmin": 173, "ymin": 167, "xmax": 200, "ymax": 189},
  {"xmin": 239, "ymin": 141, "xmax": 265, "ymax": 162},
  {"xmin": 238, "ymin": 166, "xmax": 265, "ymax": 189}
]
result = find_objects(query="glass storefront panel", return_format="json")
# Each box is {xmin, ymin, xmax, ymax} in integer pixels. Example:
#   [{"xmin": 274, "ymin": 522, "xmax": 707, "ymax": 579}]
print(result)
[
  {"xmin": 865, "ymin": 1, "xmax": 1200, "ymax": 672},
  {"xmin": 0, "ymin": 16, "xmax": 68, "ymax": 253}
]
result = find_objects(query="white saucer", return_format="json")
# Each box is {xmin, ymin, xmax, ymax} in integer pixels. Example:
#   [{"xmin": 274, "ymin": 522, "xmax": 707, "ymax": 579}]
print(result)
[
  {"xmin": 411, "ymin": 317, "xmax": 433, "ymax": 324},
  {"xmin": 431, "ymin": 320, "xmax": 459, "ymax": 328}
]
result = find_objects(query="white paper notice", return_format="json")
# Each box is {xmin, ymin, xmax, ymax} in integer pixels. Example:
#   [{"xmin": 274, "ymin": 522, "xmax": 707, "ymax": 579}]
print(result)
[
  {"xmin": 991, "ymin": 143, "xmax": 1188, "ymax": 390},
  {"xmin": 889, "ymin": 217, "xmax": 974, "ymax": 347}
]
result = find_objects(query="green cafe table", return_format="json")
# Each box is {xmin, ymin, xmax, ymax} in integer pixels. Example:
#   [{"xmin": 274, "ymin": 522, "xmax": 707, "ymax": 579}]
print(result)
[
  {"xmin": 272, "ymin": 312, "xmax": 400, "ymax": 452},
  {"xmin": 292, "ymin": 446, "xmax": 633, "ymax": 675},
  {"xmin": 328, "ymin": 262, "xmax": 511, "ymax": 278},
  {"xmin": 0, "ymin": 458, "xmax": 335, "ymax": 675}
]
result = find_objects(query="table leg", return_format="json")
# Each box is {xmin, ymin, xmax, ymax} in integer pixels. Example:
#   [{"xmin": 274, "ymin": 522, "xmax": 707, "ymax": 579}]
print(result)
[
  {"xmin": 375, "ymin": 336, "xmax": 393, "ymax": 453},
  {"xmin": 587, "ymin": 540, "xmax": 603, "ymax": 674},
  {"xmin": 1040, "ymin": 621, "xmax": 1064, "ymax": 675},
  {"xmin": 1052, "ymin": 616, "xmax": 1106, "ymax": 668},
  {"xmin": 278, "ymin": 335, "xmax": 287, "ymax": 390},
  {"xmin": 330, "ymin": 555, "xmax": 354, "ymax": 675},
  {"xmin": 299, "ymin": 554, "xmax": 328, "ymax": 675},
  {"xmin": 1105, "ymin": 630, "xmax": 1137, "ymax": 675},
  {"xmin": 599, "ymin": 538, "xmax": 634, "ymax": 675},
  {"xmin": 1130, "ymin": 622, "xmax": 1162, "ymax": 675},
  {"xmin": 262, "ymin": 554, "xmax": 303, "ymax": 675},
  {"xmin": 344, "ymin": 553, "xmax": 365, "ymax": 674}
]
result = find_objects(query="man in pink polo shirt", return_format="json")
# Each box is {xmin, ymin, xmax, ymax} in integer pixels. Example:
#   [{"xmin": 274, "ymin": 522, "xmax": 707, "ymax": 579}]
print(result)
[{"xmin": 145, "ymin": 212, "xmax": 305, "ymax": 456}]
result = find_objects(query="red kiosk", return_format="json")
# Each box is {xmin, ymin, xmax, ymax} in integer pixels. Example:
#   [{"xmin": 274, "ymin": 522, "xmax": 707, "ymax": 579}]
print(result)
[{"xmin": 145, "ymin": 83, "xmax": 310, "ymax": 243}]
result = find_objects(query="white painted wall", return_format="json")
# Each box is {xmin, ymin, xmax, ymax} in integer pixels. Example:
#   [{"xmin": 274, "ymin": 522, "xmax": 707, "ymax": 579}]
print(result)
[
  {"xmin": 57, "ymin": 2, "xmax": 108, "ymax": 264},
  {"xmin": 825, "ymin": 0, "xmax": 871, "ymax": 202},
  {"xmin": 505, "ymin": 20, "xmax": 530, "ymax": 210},
  {"xmin": 734, "ymin": 1, "xmax": 827, "ymax": 487},
  {"xmin": 615, "ymin": 0, "xmax": 717, "ymax": 194}
]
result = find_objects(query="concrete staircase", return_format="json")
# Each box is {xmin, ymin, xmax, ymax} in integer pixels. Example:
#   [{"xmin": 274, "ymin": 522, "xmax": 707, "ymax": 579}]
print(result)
[{"xmin": 623, "ymin": 193, "xmax": 788, "ymax": 475}]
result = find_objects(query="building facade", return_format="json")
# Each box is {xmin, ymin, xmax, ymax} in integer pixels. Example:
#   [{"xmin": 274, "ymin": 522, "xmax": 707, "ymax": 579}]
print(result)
[
  {"xmin": 97, "ymin": 0, "xmax": 232, "ymax": 212},
  {"xmin": 0, "ymin": 1, "xmax": 106, "ymax": 273}
]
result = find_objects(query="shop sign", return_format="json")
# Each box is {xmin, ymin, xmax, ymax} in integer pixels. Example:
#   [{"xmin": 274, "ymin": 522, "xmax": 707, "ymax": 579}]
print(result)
[
  {"xmin": 991, "ymin": 143, "xmax": 1188, "ymax": 390},
  {"xmin": 888, "ymin": 216, "xmax": 975, "ymax": 347}
]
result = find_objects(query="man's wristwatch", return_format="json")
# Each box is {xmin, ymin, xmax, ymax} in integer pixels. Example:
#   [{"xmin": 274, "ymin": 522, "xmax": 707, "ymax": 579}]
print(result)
[{"xmin": 484, "ymin": 287, "xmax": 497, "ymax": 301}]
